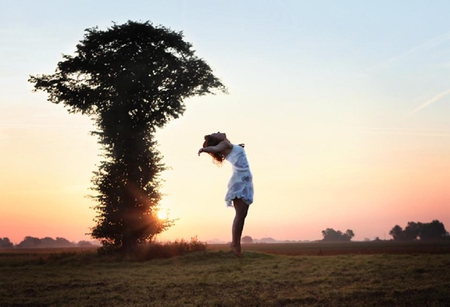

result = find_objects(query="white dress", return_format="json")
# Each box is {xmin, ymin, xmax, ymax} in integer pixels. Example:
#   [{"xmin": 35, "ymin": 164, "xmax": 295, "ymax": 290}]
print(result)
[{"xmin": 225, "ymin": 144, "xmax": 254, "ymax": 207}]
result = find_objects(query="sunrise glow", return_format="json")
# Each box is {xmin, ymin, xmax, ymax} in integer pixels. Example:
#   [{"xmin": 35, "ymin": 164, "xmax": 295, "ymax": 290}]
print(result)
[{"xmin": 1, "ymin": 1, "xmax": 449, "ymax": 245}]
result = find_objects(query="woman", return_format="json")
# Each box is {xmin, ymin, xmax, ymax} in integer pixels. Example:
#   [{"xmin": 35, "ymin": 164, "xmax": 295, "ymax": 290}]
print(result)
[{"xmin": 198, "ymin": 132, "xmax": 254, "ymax": 258}]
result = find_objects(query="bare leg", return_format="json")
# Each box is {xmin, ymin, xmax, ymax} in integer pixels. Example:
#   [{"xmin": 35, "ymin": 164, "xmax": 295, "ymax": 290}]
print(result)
[{"xmin": 230, "ymin": 198, "xmax": 249, "ymax": 258}]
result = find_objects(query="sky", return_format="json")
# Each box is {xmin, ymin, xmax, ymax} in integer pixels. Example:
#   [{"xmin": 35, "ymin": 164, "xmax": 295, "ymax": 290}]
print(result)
[{"xmin": 1, "ymin": 0, "xmax": 449, "ymax": 244}]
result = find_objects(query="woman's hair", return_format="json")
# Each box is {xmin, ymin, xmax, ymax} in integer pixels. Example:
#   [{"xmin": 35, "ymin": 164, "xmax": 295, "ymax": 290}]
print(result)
[
  {"xmin": 203, "ymin": 134, "xmax": 225, "ymax": 164},
  {"xmin": 203, "ymin": 134, "xmax": 245, "ymax": 165}
]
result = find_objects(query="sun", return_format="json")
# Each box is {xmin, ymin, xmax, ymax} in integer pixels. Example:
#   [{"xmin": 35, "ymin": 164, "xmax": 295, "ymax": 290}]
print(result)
[{"xmin": 157, "ymin": 210, "xmax": 167, "ymax": 220}]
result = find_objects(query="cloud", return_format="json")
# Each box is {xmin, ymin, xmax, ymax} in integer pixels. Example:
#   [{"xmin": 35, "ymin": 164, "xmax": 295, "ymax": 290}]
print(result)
[
  {"xmin": 359, "ymin": 127, "xmax": 450, "ymax": 137},
  {"xmin": 389, "ymin": 34, "xmax": 450, "ymax": 63},
  {"xmin": 406, "ymin": 89, "xmax": 450, "ymax": 117},
  {"xmin": 368, "ymin": 33, "xmax": 450, "ymax": 71}
]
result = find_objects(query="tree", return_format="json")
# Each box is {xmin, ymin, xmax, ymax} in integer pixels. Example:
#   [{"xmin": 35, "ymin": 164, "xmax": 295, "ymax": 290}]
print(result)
[
  {"xmin": 321, "ymin": 228, "xmax": 355, "ymax": 242},
  {"xmin": 389, "ymin": 225, "xmax": 404, "ymax": 241},
  {"xmin": 17, "ymin": 236, "xmax": 42, "ymax": 248},
  {"xmin": 29, "ymin": 21, "xmax": 226, "ymax": 253},
  {"xmin": 404, "ymin": 222, "xmax": 421, "ymax": 241},
  {"xmin": 343, "ymin": 229, "xmax": 355, "ymax": 241},
  {"xmin": 241, "ymin": 236, "xmax": 253, "ymax": 244},
  {"xmin": 322, "ymin": 228, "xmax": 340, "ymax": 241},
  {"xmin": 77, "ymin": 240, "xmax": 93, "ymax": 247},
  {"xmin": 0, "ymin": 237, "xmax": 13, "ymax": 248},
  {"xmin": 389, "ymin": 220, "xmax": 447, "ymax": 241},
  {"xmin": 419, "ymin": 220, "xmax": 446, "ymax": 241}
]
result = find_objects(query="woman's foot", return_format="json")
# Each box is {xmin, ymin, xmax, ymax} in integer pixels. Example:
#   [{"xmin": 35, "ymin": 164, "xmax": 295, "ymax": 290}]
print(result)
[{"xmin": 230, "ymin": 243, "xmax": 242, "ymax": 258}]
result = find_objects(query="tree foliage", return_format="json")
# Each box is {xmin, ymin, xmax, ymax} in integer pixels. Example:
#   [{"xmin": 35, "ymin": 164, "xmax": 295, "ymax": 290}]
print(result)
[
  {"xmin": 16, "ymin": 236, "xmax": 75, "ymax": 248},
  {"xmin": 241, "ymin": 236, "xmax": 253, "ymax": 244},
  {"xmin": 29, "ymin": 21, "xmax": 226, "ymax": 252},
  {"xmin": 321, "ymin": 228, "xmax": 355, "ymax": 242},
  {"xmin": 389, "ymin": 220, "xmax": 447, "ymax": 241},
  {"xmin": 0, "ymin": 237, "xmax": 13, "ymax": 248},
  {"xmin": 12, "ymin": 237, "xmax": 94, "ymax": 248},
  {"xmin": 389, "ymin": 225, "xmax": 404, "ymax": 241}
]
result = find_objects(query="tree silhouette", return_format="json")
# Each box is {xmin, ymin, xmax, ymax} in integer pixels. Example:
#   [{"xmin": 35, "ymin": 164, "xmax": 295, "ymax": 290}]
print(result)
[
  {"xmin": 343, "ymin": 229, "xmax": 355, "ymax": 241},
  {"xmin": 389, "ymin": 220, "xmax": 447, "ymax": 241},
  {"xmin": 29, "ymin": 21, "xmax": 226, "ymax": 253},
  {"xmin": 389, "ymin": 225, "xmax": 404, "ymax": 241},
  {"xmin": 0, "ymin": 237, "xmax": 13, "ymax": 248},
  {"xmin": 321, "ymin": 228, "xmax": 355, "ymax": 242},
  {"xmin": 77, "ymin": 240, "xmax": 94, "ymax": 247},
  {"xmin": 404, "ymin": 222, "xmax": 421, "ymax": 241},
  {"xmin": 241, "ymin": 236, "xmax": 253, "ymax": 244},
  {"xmin": 16, "ymin": 236, "xmax": 42, "ymax": 248},
  {"xmin": 421, "ymin": 220, "xmax": 447, "ymax": 240}
]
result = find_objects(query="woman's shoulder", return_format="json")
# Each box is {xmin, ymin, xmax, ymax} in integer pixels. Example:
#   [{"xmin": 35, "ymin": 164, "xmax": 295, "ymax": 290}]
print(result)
[{"xmin": 220, "ymin": 140, "xmax": 233, "ymax": 149}]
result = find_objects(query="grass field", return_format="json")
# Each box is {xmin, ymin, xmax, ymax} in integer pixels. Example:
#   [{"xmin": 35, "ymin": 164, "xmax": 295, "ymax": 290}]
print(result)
[{"xmin": 1, "ymin": 242, "xmax": 449, "ymax": 306}]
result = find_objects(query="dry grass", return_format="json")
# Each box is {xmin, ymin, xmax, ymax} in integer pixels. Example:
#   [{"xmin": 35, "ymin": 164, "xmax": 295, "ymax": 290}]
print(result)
[
  {"xmin": 211, "ymin": 240, "xmax": 450, "ymax": 255},
  {"xmin": 0, "ymin": 242, "xmax": 449, "ymax": 306}
]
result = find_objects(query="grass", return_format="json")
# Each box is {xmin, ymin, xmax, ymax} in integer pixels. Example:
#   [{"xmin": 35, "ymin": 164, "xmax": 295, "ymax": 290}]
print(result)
[
  {"xmin": 210, "ymin": 240, "xmax": 450, "ymax": 255},
  {"xmin": 0, "ymin": 242, "xmax": 449, "ymax": 306}
]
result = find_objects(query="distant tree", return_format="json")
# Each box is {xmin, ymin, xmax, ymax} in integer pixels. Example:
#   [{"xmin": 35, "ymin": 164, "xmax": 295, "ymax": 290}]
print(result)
[
  {"xmin": 389, "ymin": 225, "xmax": 404, "ymax": 241},
  {"xmin": 17, "ymin": 236, "xmax": 42, "ymax": 248},
  {"xmin": 29, "ymin": 21, "xmax": 226, "ymax": 253},
  {"xmin": 389, "ymin": 220, "xmax": 447, "ymax": 241},
  {"xmin": 444, "ymin": 232, "xmax": 450, "ymax": 241},
  {"xmin": 342, "ymin": 229, "xmax": 355, "ymax": 241},
  {"xmin": 77, "ymin": 240, "xmax": 93, "ymax": 247},
  {"xmin": 259, "ymin": 237, "xmax": 277, "ymax": 243},
  {"xmin": 404, "ymin": 222, "xmax": 421, "ymax": 241},
  {"xmin": 321, "ymin": 228, "xmax": 355, "ymax": 242},
  {"xmin": 420, "ymin": 220, "xmax": 446, "ymax": 241},
  {"xmin": 40, "ymin": 237, "xmax": 56, "ymax": 248},
  {"xmin": 41, "ymin": 237, "xmax": 56, "ymax": 247},
  {"xmin": 241, "ymin": 236, "xmax": 253, "ymax": 244},
  {"xmin": 55, "ymin": 237, "xmax": 74, "ymax": 247},
  {"xmin": 16, "ymin": 236, "xmax": 75, "ymax": 248},
  {"xmin": 0, "ymin": 237, "xmax": 14, "ymax": 248},
  {"xmin": 36, "ymin": 237, "xmax": 74, "ymax": 248},
  {"xmin": 322, "ymin": 228, "xmax": 340, "ymax": 241}
]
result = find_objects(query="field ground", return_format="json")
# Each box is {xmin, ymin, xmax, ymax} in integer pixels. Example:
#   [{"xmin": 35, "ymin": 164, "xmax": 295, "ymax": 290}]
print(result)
[
  {"xmin": 210, "ymin": 240, "xmax": 450, "ymax": 255},
  {"xmin": 1, "ymin": 242, "xmax": 449, "ymax": 306}
]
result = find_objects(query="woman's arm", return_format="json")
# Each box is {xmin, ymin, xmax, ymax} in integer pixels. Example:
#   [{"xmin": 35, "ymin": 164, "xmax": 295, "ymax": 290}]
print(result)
[{"xmin": 198, "ymin": 140, "xmax": 232, "ymax": 156}]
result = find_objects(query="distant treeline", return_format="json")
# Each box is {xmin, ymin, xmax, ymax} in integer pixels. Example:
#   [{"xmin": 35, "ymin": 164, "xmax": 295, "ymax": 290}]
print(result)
[
  {"xmin": 242, "ymin": 220, "xmax": 449, "ymax": 244},
  {"xmin": 389, "ymin": 220, "xmax": 448, "ymax": 241},
  {"xmin": 1, "ymin": 219, "xmax": 448, "ymax": 248},
  {"xmin": 0, "ymin": 236, "xmax": 98, "ymax": 248}
]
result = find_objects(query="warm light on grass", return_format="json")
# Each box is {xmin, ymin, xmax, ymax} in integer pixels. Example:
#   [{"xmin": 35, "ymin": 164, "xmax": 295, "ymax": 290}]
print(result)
[{"xmin": 1, "ymin": 245, "xmax": 449, "ymax": 305}]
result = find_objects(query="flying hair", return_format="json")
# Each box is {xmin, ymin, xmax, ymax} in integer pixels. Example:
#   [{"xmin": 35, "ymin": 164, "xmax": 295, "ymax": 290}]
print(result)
[
  {"xmin": 203, "ymin": 135, "xmax": 225, "ymax": 164},
  {"xmin": 202, "ymin": 134, "xmax": 245, "ymax": 165}
]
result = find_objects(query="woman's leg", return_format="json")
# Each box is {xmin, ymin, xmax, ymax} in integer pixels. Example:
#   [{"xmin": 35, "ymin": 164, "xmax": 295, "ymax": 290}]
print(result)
[{"xmin": 231, "ymin": 198, "xmax": 249, "ymax": 257}]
